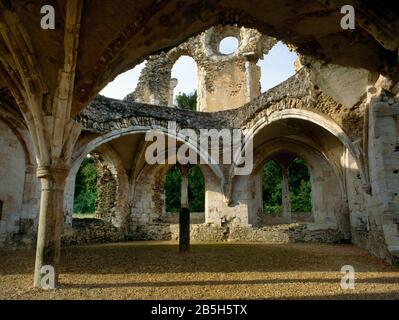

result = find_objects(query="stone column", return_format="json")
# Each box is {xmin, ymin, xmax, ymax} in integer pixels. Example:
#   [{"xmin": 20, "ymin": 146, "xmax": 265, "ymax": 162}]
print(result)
[
  {"xmin": 169, "ymin": 78, "xmax": 178, "ymax": 107},
  {"xmin": 63, "ymin": 172, "xmax": 77, "ymax": 230},
  {"xmin": 34, "ymin": 165, "xmax": 69, "ymax": 288},
  {"xmin": 281, "ymin": 166, "xmax": 292, "ymax": 223},
  {"xmin": 367, "ymin": 92, "xmax": 399, "ymax": 259},
  {"xmin": 179, "ymin": 166, "xmax": 190, "ymax": 252}
]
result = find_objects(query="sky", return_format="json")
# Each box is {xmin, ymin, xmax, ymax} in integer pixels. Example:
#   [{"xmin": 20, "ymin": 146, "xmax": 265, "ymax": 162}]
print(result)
[{"xmin": 100, "ymin": 40, "xmax": 298, "ymax": 100}]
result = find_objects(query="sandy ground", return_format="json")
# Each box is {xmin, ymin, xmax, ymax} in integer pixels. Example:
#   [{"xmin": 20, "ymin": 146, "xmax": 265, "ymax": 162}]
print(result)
[{"xmin": 0, "ymin": 241, "xmax": 398, "ymax": 300}]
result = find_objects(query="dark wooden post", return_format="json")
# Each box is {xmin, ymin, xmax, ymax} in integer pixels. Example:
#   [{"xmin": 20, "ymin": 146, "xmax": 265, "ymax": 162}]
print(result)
[
  {"xmin": 179, "ymin": 165, "xmax": 190, "ymax": 252},
  {"xmin": 179, "ymin": 207, "xmax": 190, "ymax": 252}
]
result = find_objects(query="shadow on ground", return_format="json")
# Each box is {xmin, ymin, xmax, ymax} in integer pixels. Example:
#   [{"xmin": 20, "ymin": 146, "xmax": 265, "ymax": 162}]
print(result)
[{"xmin": 1, "ymin": 242, "xmax": 398, "ymax": 275}]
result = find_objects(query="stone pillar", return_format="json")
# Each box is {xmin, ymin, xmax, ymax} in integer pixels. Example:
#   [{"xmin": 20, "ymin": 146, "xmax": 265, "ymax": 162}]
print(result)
[
  {"xmin": 34, "ymin": 165, "xmax": 69, "ymax": 288},
  {"xmin": 169, "ymin": 78, "xmax": 178, "ymax": 107},
  {"xmin": 179, "ymin": 166, "xmax": 190, "ymax": 252},
  {"xmin": 63, "ymin": 172, "xmax": 76, "ymax": 229},
  {"xmin": 281, "ymin": 166, "xmax": 292, "ymax": 223},
  {"xmin": 367, "ymin": 93, "xmax": 399, "ymax": 259}
]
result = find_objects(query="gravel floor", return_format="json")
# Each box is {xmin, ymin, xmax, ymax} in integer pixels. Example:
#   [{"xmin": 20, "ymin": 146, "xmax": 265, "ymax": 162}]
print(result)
[{"xmin": 1, "ymin": 242, "xmax": 398, "ymax": 300}]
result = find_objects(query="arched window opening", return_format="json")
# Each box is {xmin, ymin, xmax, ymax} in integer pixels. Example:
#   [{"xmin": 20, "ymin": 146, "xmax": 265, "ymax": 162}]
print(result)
[
  {"xmin": 262, "ymin": 160, "xmax": 283, "ymax": 214},
  {"xmin": 288, "ymin": 158, "xmax": 312, "ymax": 214},
  {"xmin": 73, "ymin": 154, "xmax": 98, "ymax": 219},
  {"xmin": 171, "ymin": 56, "xmax": 198, "ymax": 110},
  {"xmin": 219, "ymin": 36, "xmax": 239, "ymax": 55},
  {"xmin": 257, "ymin": 41, "xmax": 298, "ymax": 93}
]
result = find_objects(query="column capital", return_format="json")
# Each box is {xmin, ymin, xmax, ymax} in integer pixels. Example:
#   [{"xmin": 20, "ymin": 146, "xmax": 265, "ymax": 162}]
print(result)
[{"xmin": 36, "ymin": 165, "xmax": 70, "ymax": 179}]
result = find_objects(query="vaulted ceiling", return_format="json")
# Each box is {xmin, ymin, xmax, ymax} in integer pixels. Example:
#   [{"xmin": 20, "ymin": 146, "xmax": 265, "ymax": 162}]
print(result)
[{"xmin": 0, "ymin": 0, "xmax": 398, "ymax": 116}]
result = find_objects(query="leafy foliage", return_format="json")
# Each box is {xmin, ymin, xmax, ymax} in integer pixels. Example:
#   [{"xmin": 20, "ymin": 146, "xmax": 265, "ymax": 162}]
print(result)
[
  {"xmin": 73, "ymin": 157, "xmax": 97, "ymax": 214},
  {"xmin": 164, "ymin": 165, "xmax": 205, "ymax": 213},
  {"xmin": 188, "ymin": 166, "xmax": 205, "ymax": 212},
  {"xmin": 288, "ymin": 158, "xmax": 312, "ymax": 212},
  {"xmin": 262, "ymin": 161, "xmax": 283, "ymax": 213},
  {"xmin": 175, "ymin": 91, "xmax": 197, "ymax": 111},
  {"xmin": 164, "ymin": 166, "xmax": 182, "ymax": 213},
  {"xmin": 262, "ymin": 158, "xmax": 312, "ymax": 214}
]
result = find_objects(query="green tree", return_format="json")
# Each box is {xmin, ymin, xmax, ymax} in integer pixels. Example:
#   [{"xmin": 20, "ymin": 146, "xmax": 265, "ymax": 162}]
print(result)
[
  {"xmin": 261, "ymin": 158, "xmax": 312, "ymax": 214},
  {"xmin": 188, "ymin": 166, "xmax": 205, "ymax": 212},
  {"xmin": 175, "ymin": 91, "xmax": 197, "ymax": 111},
  {"xmin": 73, "ymin": 157, "xmax": 97, "ymax": 214},
  {"xmin": 164, "ymin": 165, "xmax": 205, "ymax": 213},
  {"xmin": 289, "ymin": 158, "xmax": 312, "ymax": 212},
  {"xmin": 164, "ymin": 166, "xmax": 182, "ymax": 213},
  {"xmin": 262, "ymin": 160, "xmax": 283, "ymax": 213}
]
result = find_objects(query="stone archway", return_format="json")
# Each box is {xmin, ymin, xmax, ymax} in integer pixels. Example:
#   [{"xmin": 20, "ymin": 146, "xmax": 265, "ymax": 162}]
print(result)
[
  {"xmin": 250, "ymin": 138, "xmax": 350, "ymax": 239},
  {"xmin": 72, "ymin": 125, "xmax": 226, "ymax": 191},
  {"xmin": 64, "ymin": 143, "xmax": 129, "ymax": 230},
  {"xmin": 231, "ymin": 108, "xmax": 367, "ymax": 189}
]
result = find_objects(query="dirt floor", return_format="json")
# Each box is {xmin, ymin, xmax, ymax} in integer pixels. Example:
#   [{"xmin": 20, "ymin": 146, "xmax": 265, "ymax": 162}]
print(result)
[{"xmin": 1, "ymin": 242, "xmax": 399, "ymax": 300}]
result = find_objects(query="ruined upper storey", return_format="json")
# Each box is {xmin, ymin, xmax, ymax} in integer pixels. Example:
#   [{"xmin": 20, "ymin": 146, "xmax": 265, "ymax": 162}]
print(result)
[
  {"xmin": 80, "ymin": 68, "xmax": 362, "ymax": 140},
  {"xmin": 126, "ymin": 25, "xmax": 277, "ymax": 112},
  {"xmin": 3, "ymin": 0, "xmax": 395, "ymax": 116}
]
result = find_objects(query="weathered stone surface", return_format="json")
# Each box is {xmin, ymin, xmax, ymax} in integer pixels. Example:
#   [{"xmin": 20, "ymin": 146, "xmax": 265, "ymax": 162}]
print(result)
[
  {"xmin": 62, "ymin": 219, "xmax": 126, "ymax": 246},
  {"xmin": 126, "ymin": 25, "xmax": 276, "ymax": 111},
  {"xmin": 1, "ymin": 2, "xmax": 399, "ymax": 281},
  {"xmin": 126, "ymin": 222, "xmax": 343, "ymax": 244},
  {"xmin": 94, "ymin": 156, "xmax": 118, "ymax": 223}
]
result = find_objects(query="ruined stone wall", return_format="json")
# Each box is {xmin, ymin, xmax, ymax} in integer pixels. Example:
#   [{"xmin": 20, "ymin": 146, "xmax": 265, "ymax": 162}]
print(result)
[
  {"xmin": 62, "ymin": 218, "xmax": 126, "ymax": 246},
  {"xmin": 131, "ymin": 164, "xmax": 169, "ymax": 226},
  {"xmin": 125, "ymin": 25, "xmax": 277, "ymax": 112},
  {"xmin": 229, "ymin": 69, "xmax": 366, "ymax": 144},
  {"xmin": 72, "ymin": 48, "xmax": 399, "ymax": 265},
  {"xmin": 125, "ymin": 52, "xmax": 173, "ymax": 106},
  {"xmin": 344, "ymin": 149, "xmax": 370, "ymax": 249},
  {"xmin": 129, "ymin": 223, "xmax": 343, "ymax": 244},
  {"xmin": 0, "ymin": 118, "xmax": 26, "ymax": 241},
  {"xmin": 199, "ymin": 164, "xmax": 257, "ymax": 228},
  {"xmin": 131, "ymin": 164, "xmax": 209, "ymax": 228},
  {"xmin": 158, "ymin": 212, "xmax": 205, "ymax": 224},
  {"xmin": 365, "ymin": 90, "xmax": 399, "ymax": 263},
  {"xmin": 78, "ymin": 71, "xmax": 362, "ymax": 240},
  {"xmin": 197, "ymin": 26, "xmax": 275, "ymax": 111},
  {"xmin": 94, "ymin": 156, "xmax": 118, "ymax": 223},
  {"xmin": 249, "ymin": 138, "xmax": 349, "ymax": 237},
  {"xmin": 129, "ymin": 162, "xmax": 255, "ymax": 230},
  {"xmin": 0, "ymin": 118, "xmax": 40, "ymax": 248}
]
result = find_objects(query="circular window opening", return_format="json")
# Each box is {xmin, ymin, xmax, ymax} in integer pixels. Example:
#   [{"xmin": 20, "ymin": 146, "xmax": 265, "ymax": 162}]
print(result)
[{"xmin": 219, "ymin": 37, "xmax": 239, "ymax": 55}]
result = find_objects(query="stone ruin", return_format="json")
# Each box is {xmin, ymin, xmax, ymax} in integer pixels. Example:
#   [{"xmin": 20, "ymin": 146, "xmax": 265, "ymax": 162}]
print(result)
[
  {"xmin": 126, "ymin": 25, "xmax": 276, "ymax": 111},
  {"xmin": 0, "ymin": 0, "xmax": 398, "ymax": 287}
]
